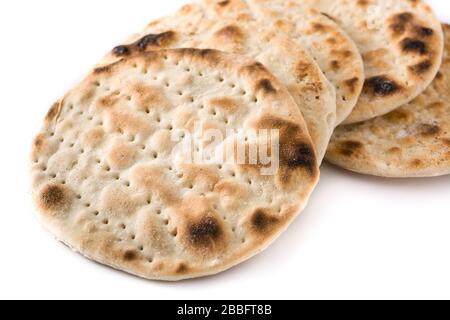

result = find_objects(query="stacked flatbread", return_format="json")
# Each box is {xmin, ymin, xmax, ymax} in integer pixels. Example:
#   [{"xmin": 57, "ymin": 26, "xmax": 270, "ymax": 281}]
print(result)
[{"xmin": 30, "ymin": 0, "xmax": 448, "ymax": 281}]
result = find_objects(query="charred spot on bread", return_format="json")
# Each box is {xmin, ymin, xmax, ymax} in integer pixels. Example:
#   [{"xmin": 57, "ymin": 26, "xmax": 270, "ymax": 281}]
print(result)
[
  {"xmin": 179, "ymin": 48, "xmax": 219, "ymax": 62},
  {"xmin": 344, "ymin": 77, "xmax": 360, "ymax": 94},
  {"xmin": 388, "ymin": 12, "xmax": 414, "ymax": 37},
  {"xmin": 257, "ymin": 79, "xmax": 277, "ymax": 95},
  {"xmin": 400, "ymin": 38, "xmax": 428, "ymax": 55},
  {"xmin": 441, "ymin": 138, "xmax": 450, "ymax": 147},
  {"xmin": 251, "ymin": 209, "xmax": 279, "ymax": 233},
  {"xmin": 188, "ymin": 217, "xmax": 222, "ymax": 246},
  {"xmin": 419, "ymin": 124, "xmax": 441, "ymax": 137},
  {"xmin": 112, "ymin": 31, "xmax": 176, "ymax": 57},
  {"xmin": 112, "ymin": 45, "xmax": 130, "ymax": 56},
  {"xmin": 253, "ymin": 114, "xmax": 318, "ymax": 180},
  {"xmin": 410, "ymin": 159, "xmax": 424, "ymax": 168},
  {"xmin": 217, "ymin": 0, "xmax": 230, "ymax": 6},
  {"xmin": 415, "ymin": 26, "xmax": 434, "ymax": 37},
  {"xmin": 338, "ymin": 141, "xmax": 364, "ymax": 157},
  {"xmin": 383, "ymin": 109, "xmax": 411, "ymax": 122},
  {"xmin": 135, "ymin": 31, "xmax": 176, "ymax": 50},
  {"xmin": 283, "ymin": 143, "xmax": 316, "ymax": 172},
  {"xmin": 123, "ymin": 250, "xmax": 138, "ymax": 262},
  {"xmin": 365, "ymin": 76, "xmax": 401, "ymax": 96},
  {"xmin": 176, "ymin": 263, "xmax": 189, "ymax": 274},
  {"xmin": 409, "ymin": 60, "xmax": 432, "ymax": 75},
  {"xmin": 214, "ymin": 25, "xmax": 244, "ymax": 40},
  {"xmin": 39, "ymin": 184, "xmax": 71, "ymax": 213},
  {"xmin": 356, "ymin": 0, "xmax": 370, "ymax": 8}
]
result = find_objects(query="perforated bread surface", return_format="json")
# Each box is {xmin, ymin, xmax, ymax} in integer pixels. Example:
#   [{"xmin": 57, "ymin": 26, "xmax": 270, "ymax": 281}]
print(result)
[
  {"xmin": 100, "ymin": 0, "xmax": 336, "ymax": 162},
  {"xmin": 244, "ymin": 0, "xmax": 365, "ymax": 125},
  {"xmin": 326, "ymin": 24, "xmax": 450, "ymax": 178},
  {"xmin": 31, "ymin": 49, "xmax": 319, "ymax": 281},
  {"xmin": 303, "ymin": 0, "xmax": 444, "ymax": 124}
]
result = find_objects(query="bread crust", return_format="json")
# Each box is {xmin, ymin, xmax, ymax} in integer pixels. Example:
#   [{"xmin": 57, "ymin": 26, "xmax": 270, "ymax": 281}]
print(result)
[
  {"xmin": 326, "ymin": 24, "xmax": 450, "ymax": 178},
  {"xmin": 31, "ymin": 49, "xmax": 319, "ymax": 281},
  {"xmin": 302, "ymin": 0, "xmax": 444, "ymax": 124},
  {"xmin": 99, "ymin": 0, "xmax": 336, "ymax": 161},
  {"xmin": 244, "ymin": 0, "xmax": 365, "ymax": 125}
]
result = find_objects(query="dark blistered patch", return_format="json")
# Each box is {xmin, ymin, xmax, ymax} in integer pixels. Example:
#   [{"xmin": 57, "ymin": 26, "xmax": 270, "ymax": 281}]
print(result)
[
  {"xmin": 280, "ymin": 142, "xmax": 317, "ymax": 177},
  {"xmin": 46, "ymin": 102, "xmax": 60, "ymax": 122},
  {"xmin": 415, "ymin": 26, "xmax": 434, "ymax": 37},
  {"xmin": 357, "ymin": 0, "xmax": 369, "ymax": 7},
  {"xmin": 311, "ymin": 23, "xmax": 326, "ymax": 32},
  {"xmin": 387, "ymin": 147, "xmax": 401, "ymax": 154},
  {"xmin": 93, "ymin": 65, "xmax": 112, "ymax": 74},
  {"xmin": 241, "ymin": 62, "xmax": 268, "ymax": 75},
  {"xmin": 410, "ymin": 159, "xmax": 423, "ymax": 167},
  {"xmin": 93, "ymin": 60, "xmax": 122, "ymax": 75},
  {"xmin": 338, "ymin": 141, "xmax": 363, "ymax": 157},
  {"xmin": 188, "ymin": 217, "xmax": 221, "ymax": 246},
  {"xmin": 365, "ymin": 76, "xmax": 401, "ymax": 96},
  {"xmin": 400, "ymin": 38, "xmax": 427, "ymax": 55},
  {"xmin": 112, "ymin": 31, "xmax": 175, "ymax": 57},
  {"xmin": 344, "ymin": 77, "xmax": 360, "ymax": 94},
  {"xmin": 396, "ymin": 12, "xmax": 414, "ymax": 23},
  {"xmin": 383, "ymin": 109, "xmax": 410, "ymax": 122},
  {"xmin": 217, "ymin": 0, "xmax": 230, "ymax": 6},
  {"xmin": 256, "ymin": 115, "xmax": 302, "ymax": 137},
  {"xmin": 409, "ymin": 60, "xmax": 432, "ymax": 75},
  {"xmin": 176, "ymin": 263, "xmax": 189, "ymax": 274},
  {"xmin": 441, "ymin": 138, "xmax": 450, "ymax": 147},
  {"xmin": 326, "ymin": 37, "xmax": 337, "ymax": 45},
  {"xmin": 331, "ymin": 49, "xmax": 353, "ymax": 59},
  {"xmin": 254, "ymin": 115, "xmax": 318, "ymax": 181},
  {"xmin": 40, "ymin": 184, "xmax": 66, "ymax": 211},
  {"xmin": 112, "ymin": 45, "xmax": 130, "ymax": 56},
  {"xmin": 419, "ymin": 124, "xmax": 441, "ymax": 137},
  {"xmin": 295, "ymin": 61, "xmax": 313, "ymax": 81},
  {"xmin": 214, "ymin": 25, "xmax": 244, "ymax": 40},
  {"xmin": 286, "ymin": 144, "xmax": 314, "ymax": 167},
  {"xmin": 251, "ymin": 209, "xmax": 278, "ymax": 233},
  {"xmin": 123, "ymin": 250, "xmax": 138, "ymax": 262},
  {"xmin": 257, "ymin": 79, "xmax": 277, "ymax": 94},
  {"xmin": 180, "ymin": 48, "xmax": 217, "ymax": 61},
  {"xmin": 390, "ymin": 23, "xmax": 406, "ymax": 36},
  {"xmin": 389, "ymin": 12, "xmax": 414, "ymax": 37},
  {"xmin": 134, "ymin": 31, "xmax": 176, "ymax": 50},
  {"xmin": 330, "ymin": 60, "xmax": 340, "ymax": 71}
]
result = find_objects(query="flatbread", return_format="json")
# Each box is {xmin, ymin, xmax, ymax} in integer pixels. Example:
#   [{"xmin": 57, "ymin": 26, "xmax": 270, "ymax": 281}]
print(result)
[
  {"xmin": 244, "ymin": 0, "xmax": 365, "ymax": 125},
  {"xmin": 100, "ymin": 1, "xmax": 337, "ymax": 162},
  {"xmin": 326, "ymin": 24, "xmax": 450, "ymax": 178},
  {"xmin": 303, "ymin": 0, "xmax": 444, "ymax": 124},
  {"xmin": 30, "ymin": 49, "xmax": 319, "ymax": 281}
]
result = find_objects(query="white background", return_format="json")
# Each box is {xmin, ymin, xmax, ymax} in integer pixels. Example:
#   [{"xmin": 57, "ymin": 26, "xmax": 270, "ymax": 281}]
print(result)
[{"xmin": 0, "ymin": 0, "xmax": 449, "ymax": 300}]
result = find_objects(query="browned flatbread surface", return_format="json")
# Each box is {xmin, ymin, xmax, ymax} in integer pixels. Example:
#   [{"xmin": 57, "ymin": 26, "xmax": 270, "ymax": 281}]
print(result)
[
  {"xmin": 99, "ymin": 0, "xmax": 337, "ymax": 162},
  {"xmin": 31, "ymin": 49, "xmax": 319, "ymax": 280},
  {"xmin": 326, "ymin": 24, "xmax": 450, "ymax": 178},
  {"xmin": 245, "ymin": 0, "xmax": 365, "ymax": 125},
  {"xmin": 303, "ymin": 0, "xmax": 444, "ymax": 124}
]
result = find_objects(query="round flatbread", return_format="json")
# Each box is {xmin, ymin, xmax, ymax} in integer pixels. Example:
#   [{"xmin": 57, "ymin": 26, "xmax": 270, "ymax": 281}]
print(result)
[
  {"xmin": 244, "ymin": 0, "xmax": 365, "ymax": 125},
  {"xmin": 303, "ymin": 0, "xmax": 444, "ymax": 124},
  {"xmin": 101, "ymin": 1, "xmax": 337, "ymax": 162},
  {"xmin": 326, "ymin": 24, "xmax": 450, "ymax": 178},
  {"xmin": 31, "ymin": 49, "xmax": 319, "ymax": 281}
]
